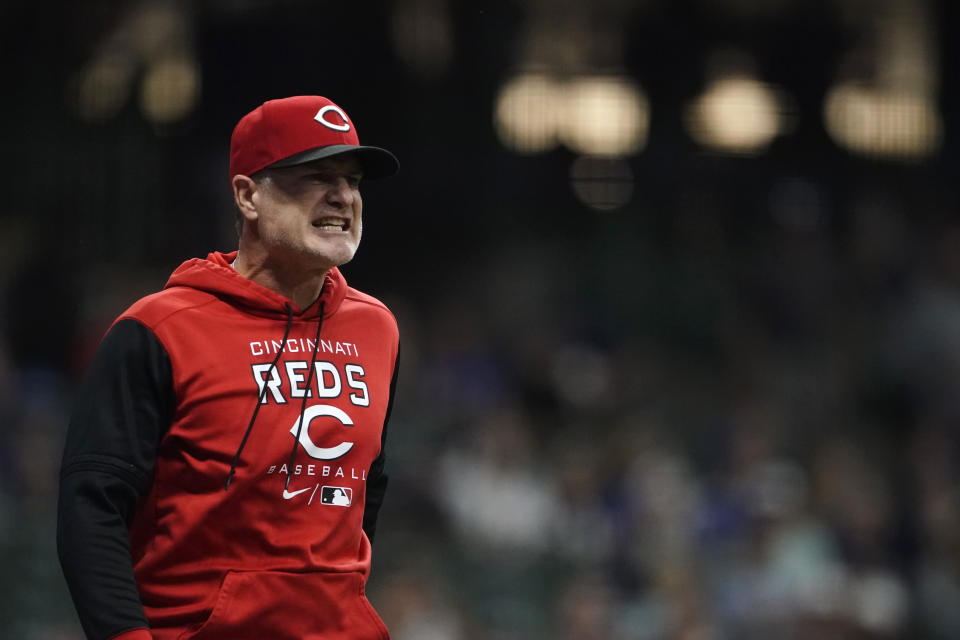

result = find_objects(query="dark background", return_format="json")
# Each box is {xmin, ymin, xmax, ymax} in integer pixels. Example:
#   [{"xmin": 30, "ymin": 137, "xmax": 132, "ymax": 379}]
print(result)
[{"xmin": 2, "ymin": 0, "xmax": 960, "ymax": 638}]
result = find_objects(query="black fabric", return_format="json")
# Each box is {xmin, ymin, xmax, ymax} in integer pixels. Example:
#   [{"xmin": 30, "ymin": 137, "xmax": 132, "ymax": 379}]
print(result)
[
  {"xmin": 267, "ymin": 144, "xmax": 400, "ymax": 179},
  {"xmin": 58, "ymin": 318, "xmax": 175, "ymax": 640},
  {"xmin": 362, "ymin": 346, "xmax": 399, "ymax": 544}
]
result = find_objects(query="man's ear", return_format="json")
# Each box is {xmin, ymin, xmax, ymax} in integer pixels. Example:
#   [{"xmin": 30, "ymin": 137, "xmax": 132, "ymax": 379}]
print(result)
[{"xmin": 232, "ymin": 174, "xmax": 259, "ymax": 224}]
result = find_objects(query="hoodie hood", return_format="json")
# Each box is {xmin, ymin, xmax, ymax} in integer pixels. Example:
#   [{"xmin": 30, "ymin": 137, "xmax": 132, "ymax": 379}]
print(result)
[{"xmin": 164, "ymin": 251, "xmax": 348, "ymax": 319}]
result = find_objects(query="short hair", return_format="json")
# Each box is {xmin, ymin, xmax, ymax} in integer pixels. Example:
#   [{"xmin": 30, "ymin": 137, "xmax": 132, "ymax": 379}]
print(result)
[{"xmin": 235, "ymin": 172, "xmax": 273, "ymax": 238}]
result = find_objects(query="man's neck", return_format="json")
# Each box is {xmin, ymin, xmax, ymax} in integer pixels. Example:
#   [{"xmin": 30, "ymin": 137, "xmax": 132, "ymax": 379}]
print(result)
[{"xmin": 233, "ymin": 251, "xmax": 329, "ymax": 310}]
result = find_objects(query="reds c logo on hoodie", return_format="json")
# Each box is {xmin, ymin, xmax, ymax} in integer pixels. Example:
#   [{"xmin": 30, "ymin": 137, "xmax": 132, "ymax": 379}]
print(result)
[{"xmin": 290, "ymin": 404, "xmax": 354, "ymax": 460}]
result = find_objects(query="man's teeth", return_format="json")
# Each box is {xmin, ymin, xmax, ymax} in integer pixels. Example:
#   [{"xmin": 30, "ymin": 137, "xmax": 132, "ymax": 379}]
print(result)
[{"xmin": 314, "ymin": 219, "xmax": 346, "ymax": 231}]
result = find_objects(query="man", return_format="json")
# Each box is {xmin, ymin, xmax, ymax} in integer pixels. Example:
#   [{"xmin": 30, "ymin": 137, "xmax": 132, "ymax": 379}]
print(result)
[{"xmin": 57, "ymin": 95, "xmax": 400, "ymax": 640}]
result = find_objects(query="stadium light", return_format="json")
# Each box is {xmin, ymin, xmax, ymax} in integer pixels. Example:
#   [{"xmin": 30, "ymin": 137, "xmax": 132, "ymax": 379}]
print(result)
[
  {"xmin": 74, "ymin": 55, "xmax": 136, "ymax": 122},
  {"xmin": 560, "ymin": 76, "xmax": 650, "ymax": 157},
  {"xmin": 494, "ymin": 73, "xmax": 564, "ymax": 154},
  {"xmin": 495, "ymin": 73, "xmax": 649, "ymax": 157},
  {"xmin": 139, "ymin": 57, "xmax": 200, "ymax": 125},
  {"xmin": 824, "ymin": 82, "xmax": 941, "ymax": 159},
  {"xmin": 390, "ymin": 0, "xmax": 453, "ymax": 78},
  {"xmin": 686, "ymin": 75, "xmax": 786, "ymax": 154}
]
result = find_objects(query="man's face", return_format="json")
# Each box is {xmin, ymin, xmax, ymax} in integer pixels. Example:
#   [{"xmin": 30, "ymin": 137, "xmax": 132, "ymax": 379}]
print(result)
[{"xmin": 250, "ymin": 154, "xmax": 364, "ymax": 272}]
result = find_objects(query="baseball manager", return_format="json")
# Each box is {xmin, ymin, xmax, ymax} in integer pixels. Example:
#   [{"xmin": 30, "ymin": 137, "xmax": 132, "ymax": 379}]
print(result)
[{"xmin": 57, "ymin": 95, "xmax": 401, "ymax": 640}]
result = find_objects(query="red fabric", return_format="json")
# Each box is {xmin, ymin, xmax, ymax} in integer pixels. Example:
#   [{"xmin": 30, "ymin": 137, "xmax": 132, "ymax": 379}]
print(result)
[
  {"xmin": 121, "ymin": 251, "xmax": 396, "ymax": 640},
  {"xmin": 160, "ymin": 570, "xmax": 388, "ymax": 640}
]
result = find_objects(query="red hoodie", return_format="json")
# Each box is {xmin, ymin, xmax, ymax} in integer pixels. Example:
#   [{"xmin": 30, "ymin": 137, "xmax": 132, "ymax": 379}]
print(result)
[{"xmin": 58, "ymin": 251, "xmax": 398, "ymax": 640}]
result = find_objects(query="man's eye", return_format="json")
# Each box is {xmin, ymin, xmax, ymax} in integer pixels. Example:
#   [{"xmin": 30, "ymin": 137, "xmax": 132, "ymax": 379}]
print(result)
[{"xmin": 306, "ymin": 173, "xmax": 360, "ymax": 187}]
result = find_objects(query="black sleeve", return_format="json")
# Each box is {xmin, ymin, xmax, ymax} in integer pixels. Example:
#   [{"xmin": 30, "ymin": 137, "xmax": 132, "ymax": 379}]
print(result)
[
  {"xmin": 362, "ymin": 346, "xmax": 399, "ymax": 544},
  {"xmin": 58, "ymin": 318, "xmax": 175, "ymax": 640}
]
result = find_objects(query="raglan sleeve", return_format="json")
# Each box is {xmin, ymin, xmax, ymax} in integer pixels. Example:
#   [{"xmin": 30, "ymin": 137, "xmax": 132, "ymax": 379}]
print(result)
[
  {"xmin": 57, "ymin": 318, "xmax": 175, "ymax": 640},
  {"xmin": 362, "ymin": 344, "xmax": 399, "ymax": 544}
]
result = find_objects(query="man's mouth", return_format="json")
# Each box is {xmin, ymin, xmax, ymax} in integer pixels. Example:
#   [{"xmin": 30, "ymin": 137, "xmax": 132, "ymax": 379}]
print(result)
[{"xmin": 312, "ymin": 217, "xmax": 349, "ymax": 232}]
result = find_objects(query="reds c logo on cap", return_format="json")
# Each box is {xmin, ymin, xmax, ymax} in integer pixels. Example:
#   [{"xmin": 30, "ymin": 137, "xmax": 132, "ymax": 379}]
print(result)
[{"xmin": 314, "ymin": 105, "xmax": 351, "ymax": 132}]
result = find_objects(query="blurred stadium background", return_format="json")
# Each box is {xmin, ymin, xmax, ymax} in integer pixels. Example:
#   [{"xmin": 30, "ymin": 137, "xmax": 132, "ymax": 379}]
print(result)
[{"xmin": 3, "ymin": 0, "xmax": 960, "ymax": 638}]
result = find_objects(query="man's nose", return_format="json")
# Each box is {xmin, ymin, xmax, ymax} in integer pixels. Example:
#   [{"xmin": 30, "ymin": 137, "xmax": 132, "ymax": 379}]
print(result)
[{"xmin": 326, "ymin": 177, "xmax": 355, "ymax": 207}]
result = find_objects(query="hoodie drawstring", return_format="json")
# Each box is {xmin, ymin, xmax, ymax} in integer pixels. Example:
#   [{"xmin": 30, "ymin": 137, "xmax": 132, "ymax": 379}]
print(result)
[
  {"xmin": 225, "ymin": 302, "xmax": 295, "ymax": 490},
  {"xmin": 286, "ymin": 302, "xmax": 325, "ymax": 490}
]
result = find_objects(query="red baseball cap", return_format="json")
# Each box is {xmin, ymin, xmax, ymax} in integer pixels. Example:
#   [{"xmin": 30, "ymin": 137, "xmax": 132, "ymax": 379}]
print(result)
[{"xmin": 229, "ymin": 95, "xmax": 399, "ymax": 180}]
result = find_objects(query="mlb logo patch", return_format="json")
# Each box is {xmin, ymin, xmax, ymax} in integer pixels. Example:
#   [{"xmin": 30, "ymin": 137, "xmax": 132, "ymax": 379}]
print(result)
[{"xmin": 320, "ymin": 486, "xmax": 353, "ymax": 507}]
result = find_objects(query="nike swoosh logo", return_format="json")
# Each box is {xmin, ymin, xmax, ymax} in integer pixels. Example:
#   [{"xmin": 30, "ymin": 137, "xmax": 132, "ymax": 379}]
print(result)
[{"xmin": 282, "ymin": 487, "xmax": 312, "ymax": 500}]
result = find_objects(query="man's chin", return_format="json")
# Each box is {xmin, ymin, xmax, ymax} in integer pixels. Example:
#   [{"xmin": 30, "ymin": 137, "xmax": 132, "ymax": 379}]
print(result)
[{"xmin": 305, "ymin": 246, "xmax": 357, "ymax": 270}]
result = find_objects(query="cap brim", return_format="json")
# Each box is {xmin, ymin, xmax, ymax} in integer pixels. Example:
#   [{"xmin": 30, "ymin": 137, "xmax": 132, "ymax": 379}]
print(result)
[{"xmin": 267, "ymin": 144, "xmax": 399, "ymax": 179}]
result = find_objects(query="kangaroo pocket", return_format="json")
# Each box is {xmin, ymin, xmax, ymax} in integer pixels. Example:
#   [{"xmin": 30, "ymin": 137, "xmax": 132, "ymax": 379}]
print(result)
[{"xmin": 181, "ymin": 569, "xmax": 389, "ymax": 640}]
